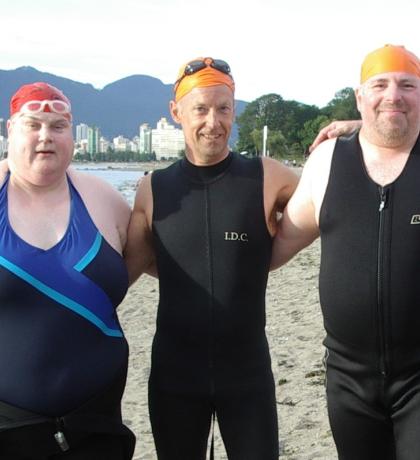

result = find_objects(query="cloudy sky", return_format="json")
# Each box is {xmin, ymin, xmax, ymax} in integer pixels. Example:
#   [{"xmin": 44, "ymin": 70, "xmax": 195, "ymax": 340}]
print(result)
[{"xmin": 1, "ymin": 0, "xmax": 418, "ymax": 107}]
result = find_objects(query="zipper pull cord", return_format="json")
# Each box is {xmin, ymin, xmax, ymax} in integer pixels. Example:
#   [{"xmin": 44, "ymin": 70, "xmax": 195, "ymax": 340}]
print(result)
[
  {"xmin": 54, "ymin": 418, "xmax": 70, "ymax": 452},
  {"xmin": 379, "ymin": 188, "xmax": 389, "ymax": 212}
]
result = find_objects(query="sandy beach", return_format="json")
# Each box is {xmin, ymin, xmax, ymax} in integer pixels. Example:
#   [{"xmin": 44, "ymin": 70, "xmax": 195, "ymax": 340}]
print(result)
[{"xmin": 119, "ymin": 238, "xmax": 337, "ymax": 460}]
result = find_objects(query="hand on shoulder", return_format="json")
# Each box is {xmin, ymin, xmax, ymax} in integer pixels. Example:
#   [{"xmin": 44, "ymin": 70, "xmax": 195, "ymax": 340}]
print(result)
[{"xmin": 309, "ymin": 120, "xmax": 362, "ymax": 152}]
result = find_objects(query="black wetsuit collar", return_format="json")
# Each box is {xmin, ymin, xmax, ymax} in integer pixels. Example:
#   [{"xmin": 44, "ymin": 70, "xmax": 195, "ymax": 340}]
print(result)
[{"xmin": 180, "ymin": 152, "xmax": 233, "ymax": 183}]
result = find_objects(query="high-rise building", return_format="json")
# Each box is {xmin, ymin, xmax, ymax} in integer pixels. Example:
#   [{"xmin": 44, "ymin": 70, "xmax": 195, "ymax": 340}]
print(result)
[
  {"xmin": 139, "ymin": 123, "xmax": 152, "ymax": 154},
  {"xmin": 0, "ymin": 136, "xmax": 7, "ymax": 157},
  {"xmin": 113, "ymin": 135, "xmax": 130, "ymax": 152},
  {"xmin": 151, "ymin": 117, "xmax": 185, "ymax": 160},
  {"xmin": 0, "ymin": 119, "xmax": 7, "ymax": 138},
  {"xmin": 87, "ymin": 126, "xmax": 100, "ymax": 155},
  {"xmin": 76, "ymin": 123, "xmax": 89, "ymax": 143},
  {"xmin": 99, "ymin": 137, "xmax": 110, "ymax": 154},
  {"xmin": 130, "ymin": 137, "xmax": 140, "ymax": 153}
]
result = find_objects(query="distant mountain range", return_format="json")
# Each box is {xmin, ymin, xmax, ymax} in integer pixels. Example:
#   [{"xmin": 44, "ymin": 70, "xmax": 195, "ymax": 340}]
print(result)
[{"xmin": 0, "ymin": 66, "xmax": 247, "ymax": 144}]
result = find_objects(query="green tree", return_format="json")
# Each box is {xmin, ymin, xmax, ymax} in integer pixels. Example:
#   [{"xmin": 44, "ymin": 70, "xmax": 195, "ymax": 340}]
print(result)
[
  {"xmin": 236, "ymin": 94, "xmax": 284, "ymax": 154},
  {"xmin": 267, "ymin": 130, "xmax": 288, "ymax": 159},
  {"xmin": 298, "ymin": 115, "xmax": 331, "ymax": 151},
  {"xmin": 323, "ymin": 87, "xmax": 360, "ymax": 120},
  {"xmin": 236, "ymin": 94, "xmax": 321, "ymax": 155},
  {"xmin": 279, "ymin": 101, "xmax": 320, "ymax": 147},
  {"xmin": 250, "ymin": 128, "xmax": 262, "ymax": 154}
]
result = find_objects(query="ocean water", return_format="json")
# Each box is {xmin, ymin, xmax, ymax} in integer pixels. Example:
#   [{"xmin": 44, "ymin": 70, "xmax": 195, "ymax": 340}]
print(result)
[{"xmin": 74, "ymin": 165, "xmax": 143, "ymax": 206}]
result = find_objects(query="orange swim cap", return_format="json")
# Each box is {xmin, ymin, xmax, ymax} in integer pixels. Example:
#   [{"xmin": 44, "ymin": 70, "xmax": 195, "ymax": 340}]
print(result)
[
  {"xmin": 174, "ymin": 57, "xmax": 235, "ymax": 102},
  {"xmin": 361, "ymin": 44, "xmax": 420, "ymax": 83}
]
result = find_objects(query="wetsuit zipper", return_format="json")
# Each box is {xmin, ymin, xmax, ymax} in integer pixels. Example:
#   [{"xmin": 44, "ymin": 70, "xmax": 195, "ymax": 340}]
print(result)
[
  {"xmin": 205, "ymin": 185, "xmax": 216, "ymax": 460},
  {"xmin": 377, "ymin": 186, "xmax": 389, "ymax": 377},
  {"xmin": 205, "ymin": 185, "xmax": 216, "ymax": 397}
]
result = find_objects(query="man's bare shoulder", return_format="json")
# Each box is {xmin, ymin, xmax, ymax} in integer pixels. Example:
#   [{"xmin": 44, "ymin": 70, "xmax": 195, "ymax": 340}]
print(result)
[
  {"xmin": 68, "ymin": 167, "xmax": 126, "ymax": 199},
  {"xmin": 261, "ymin": 156, "xmax": 298, "ymax": 176},
  {"xmin": 133, "ymin": 173, "xmax": 153, "ymax": 213},
  {"xmin": 303, "ymin": 138, "xmax": 337, "ymax": 175},
  {"xmin": 67, "ymin": 166, "xmax": 109, "ymax": 189},
  {"xmin": 262, "ymin": 157, "xmax": 299, "ymax": 201},
  {"xmin": 259, "ymin": 157, "xmax": 300, "ymax": 229},
  {"xmin": 67, "ymin": 167, "xmax": 131, "ymax": 218},
  {"xmin": 261, "ymin": 157, "xmax": 299, "ymax": 191},
  {"xmin": 301, "ymin": 138, "xmax": 337, "ymax": 222},
  {"xmin": 67, "ymin": 167, "xmax": 132, "ymax": 253}
]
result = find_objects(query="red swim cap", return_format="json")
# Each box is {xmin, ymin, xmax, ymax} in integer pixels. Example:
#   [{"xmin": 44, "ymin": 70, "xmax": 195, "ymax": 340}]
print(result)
[{"xmin": 10, "ymin": 82, "xmax": 71, "ymax": 117}]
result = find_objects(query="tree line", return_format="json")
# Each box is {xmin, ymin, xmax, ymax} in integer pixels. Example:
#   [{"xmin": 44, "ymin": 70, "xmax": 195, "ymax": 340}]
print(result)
[{"xmin": 235, "ymin": 87, "xmax": 360, "ymax": 160}]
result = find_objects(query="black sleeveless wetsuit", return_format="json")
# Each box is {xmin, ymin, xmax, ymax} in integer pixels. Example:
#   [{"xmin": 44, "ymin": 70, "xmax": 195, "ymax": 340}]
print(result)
[
  {"xmin": 149, "ymin": 152, "xmax": 278, "ymax": 460},
  {"xmin": 0, "ymin": 175, "xmax": 135, "ymax": 459},
  {"xmin": 320, "ymin": 133, "xmax": 420, "ymax": 460}
]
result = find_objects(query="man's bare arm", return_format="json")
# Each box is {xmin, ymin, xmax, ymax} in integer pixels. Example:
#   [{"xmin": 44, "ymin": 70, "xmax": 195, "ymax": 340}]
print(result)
[
  {"xmin": 262, "ymin": 157, "xmax": 300, "ymax": 237},
  {"xmin": 124, "ymin": 175, "xmax": 156, "ymax": 285},
  {"xmin": 270, "ymin": 145, "xmax": 330, "ymax": 270},
  {"xmin": 263, "ymin": 157, "xmax": 299, "ymax": 211}
]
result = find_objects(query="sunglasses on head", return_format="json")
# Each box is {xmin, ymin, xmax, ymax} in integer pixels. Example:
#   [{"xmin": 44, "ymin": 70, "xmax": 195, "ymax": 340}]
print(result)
[
  {"xmin": 174, "ymin": 58, "xmax": 232, "ymax": 91},
  {"xmin": 19, "ymin": 99, "xmax": 71, "ymax": 115}
]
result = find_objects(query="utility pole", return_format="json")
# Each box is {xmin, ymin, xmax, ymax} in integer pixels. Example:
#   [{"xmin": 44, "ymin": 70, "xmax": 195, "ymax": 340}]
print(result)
[{"xmin": 262, "ymin": 125, "xmax": 268, "ymax": 157}]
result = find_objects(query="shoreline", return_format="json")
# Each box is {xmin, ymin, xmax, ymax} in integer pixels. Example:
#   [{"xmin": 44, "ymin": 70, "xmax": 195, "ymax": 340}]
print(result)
[
  {"xmin": 71, "ymin": 160, "xmax": 174, "ymax": 172},
  {"xmin": 71, "ymin": 160, "xmax": 303, "ymax": 175}
]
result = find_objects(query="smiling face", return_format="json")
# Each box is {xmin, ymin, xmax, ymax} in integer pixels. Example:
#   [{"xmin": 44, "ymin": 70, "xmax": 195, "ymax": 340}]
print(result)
[
  {"xmin": 170, "ymin": 85, "xmax": 235, "ymax": 166},
  {"xmin": 7, "ymin": 112, "xmax": 74, "ymax": 185},
  {"xmin": 356, "ymin": 72, "xmax": 420, "ymax": 148}
]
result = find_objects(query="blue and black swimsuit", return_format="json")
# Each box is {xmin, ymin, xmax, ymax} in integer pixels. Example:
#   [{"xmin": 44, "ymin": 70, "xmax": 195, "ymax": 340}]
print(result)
[{"xmin": 0, "ymin": 173, "xmax": 134, "ymax": 457}]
